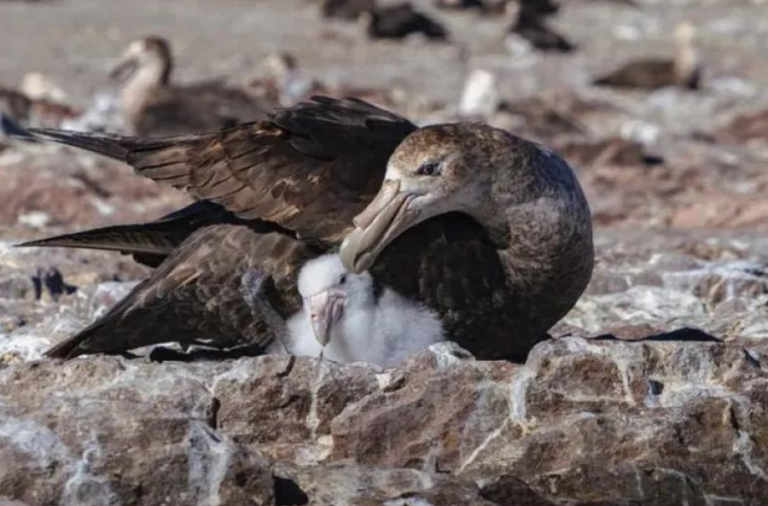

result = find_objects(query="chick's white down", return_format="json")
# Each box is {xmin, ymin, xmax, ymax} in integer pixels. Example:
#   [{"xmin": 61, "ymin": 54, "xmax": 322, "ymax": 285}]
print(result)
[{"xmin": 271, "ymin": 254, "xmax": 444, "ymax": 367}]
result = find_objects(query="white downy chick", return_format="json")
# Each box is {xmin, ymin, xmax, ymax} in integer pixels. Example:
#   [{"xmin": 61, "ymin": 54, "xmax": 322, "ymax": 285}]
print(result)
[{"xmin": 285, "ymin": 254, "xmax": 444, "ymax": 367}]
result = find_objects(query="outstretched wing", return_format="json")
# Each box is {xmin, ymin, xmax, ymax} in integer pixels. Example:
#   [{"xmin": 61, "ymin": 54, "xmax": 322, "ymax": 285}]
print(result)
[
  {"xmin": 29, "ymin": 97, "xmax": 417, "ymax": 245},
  {"xmin": 45, "ymin": 224, "xmax": 320, "ymax": 359},
  {"xmin": 17, "ymin": 200, "xmax": 264, "ymax": 267}
]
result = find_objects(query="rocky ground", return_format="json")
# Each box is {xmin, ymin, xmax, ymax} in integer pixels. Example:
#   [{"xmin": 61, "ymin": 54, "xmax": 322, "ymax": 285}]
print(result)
[{"xmin": 2, "ymin": 0, "xmax": 768, "ymax": 504}]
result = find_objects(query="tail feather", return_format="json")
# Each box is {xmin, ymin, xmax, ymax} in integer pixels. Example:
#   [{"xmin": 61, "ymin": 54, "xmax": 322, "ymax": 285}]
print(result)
[{"xmin": 17, "ymin": 224, "xmax": 180, "ymax": 267}]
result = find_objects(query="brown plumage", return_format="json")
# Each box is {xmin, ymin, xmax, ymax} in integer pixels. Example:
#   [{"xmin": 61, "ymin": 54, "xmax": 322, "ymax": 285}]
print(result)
[
  {"xmin": 434, "ymin": 0, "xmax": 506, "ymax": 14},
  {"xmin": 110, "ymin": 37, "xmax": 267, "ymax": 136},
  {"xmin": 44, "ymin": 225, "xmax": 318, "ymax": 359},
  {"xmin": 25, "ymin": 97, "xmax": 593, "ymax": 362},
  {"xmin": 25, "ymin": 97, "xmax": 415, "ymax": 358},
  {"xmin": 339, "ymin": 123, "xmax": 594, "ymax": 360},
  {"xmin": 593, "ymin": 22, "xmax": 701, "ymax": 90},
  {"xmin": 21, "ymin": 200, "xmax": 251, "ymax": 268},
  {"xmin": 29, "ymin": 97, "xmax": 415, "ymax": 247}
]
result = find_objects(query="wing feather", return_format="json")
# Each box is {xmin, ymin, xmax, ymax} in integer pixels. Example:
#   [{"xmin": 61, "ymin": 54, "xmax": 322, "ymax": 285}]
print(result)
[
  {"xmin": 45, "ymin": 224, "xmax": 319, "ymax": 359},
  {"xmin": 16, "ymin": 201, "xmax": 273, "ymax": 267},
  {"xmin": 28, "ymin": 97, "xmax": 416, "ymax": 244}
]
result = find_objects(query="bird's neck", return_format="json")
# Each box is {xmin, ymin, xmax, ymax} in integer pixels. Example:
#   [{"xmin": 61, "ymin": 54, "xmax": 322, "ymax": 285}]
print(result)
[
  {"xmin": 673, "ymin": 34, "xmax": 699, "ymax": 86},
  {"xmin": 489, "ymin": 146, "xmax": 594, "ymax": 266},
  {"xmin": 120, "ymin": 59, "xmax": 172, "ymax": 118},
  {"xmin": 475, "ymin": 147, "xmax": 555, "ymax": 251}
]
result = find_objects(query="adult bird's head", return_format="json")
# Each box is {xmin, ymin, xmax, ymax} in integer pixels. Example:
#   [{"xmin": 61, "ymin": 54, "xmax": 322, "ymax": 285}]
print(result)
[
  {"xmin": 340, "ymin": 123, "xmax": 546, "ymax": 273},
  {"xmin": 110, "ymin": 37, "xmax": 173, "ymax": 86}
]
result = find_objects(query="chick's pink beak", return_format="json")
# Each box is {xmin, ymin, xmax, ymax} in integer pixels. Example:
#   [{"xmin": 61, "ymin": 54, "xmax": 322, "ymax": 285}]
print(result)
[{"xmin": 308, "ymin": 290, "xmax": 346, "ymax": 346}]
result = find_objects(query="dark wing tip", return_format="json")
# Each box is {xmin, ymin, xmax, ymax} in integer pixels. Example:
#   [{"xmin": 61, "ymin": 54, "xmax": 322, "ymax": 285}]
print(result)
[
  {"xmin": 26, "ymin": 126, "xmax": 85, "ymax": 142},
  {"xmin": 14, "ymin": 238, "xmax": 45, "ymax": 248},
  {"xmin": 14, "ymin": 235, "xmax": 95, "ymax": 249},
  {"xmin": 43, "ymin": 335, "xmax": 84, "ymax": 360},
  {"xmin": 23, "ymin": 127, "xmax": 132, "ymax": 160}
]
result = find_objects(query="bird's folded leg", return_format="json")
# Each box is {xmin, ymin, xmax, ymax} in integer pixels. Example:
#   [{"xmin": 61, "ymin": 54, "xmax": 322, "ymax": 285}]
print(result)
[{"xmin": 241, "ymin": 269, "xmax": 291, "ymax": 355}]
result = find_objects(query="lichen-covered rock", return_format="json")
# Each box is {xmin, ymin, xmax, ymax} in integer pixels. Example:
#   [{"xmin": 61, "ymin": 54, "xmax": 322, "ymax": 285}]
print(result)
[
  {"xmin": 0, "ymin": 279, "xmax": 140, "ymax": 364},
  {"xmin": 0, "ymin": 236, "xmax": 148, "ymax": 359},
  {"xmin": 464, "ymin": 337, "xmax": 768, "ymax": 505},
  {"xmin": 213, "ymin": 355, "xmax": 382, "ymax": 465},
  {"xmin": 0, "ymin": 358, "xmax": 274, "ymax": 506},
  {"xmin": 0, "ymin": 144, "xmax": 187, "ymax": 231},
  {"xmin": 330, "ymin": 344, "xmax": 519, "ymax": 472},
  {"xmin": 562, "ymin": 229, "xmax": 768, "ymax": 343}
]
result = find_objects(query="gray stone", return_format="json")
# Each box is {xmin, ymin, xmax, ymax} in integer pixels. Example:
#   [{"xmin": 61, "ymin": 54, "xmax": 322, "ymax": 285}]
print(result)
[
  {"xmin": 0, "ymin": 358, "xmax": 274, "ymax": 506},
  {"xmin": 274, "ymin": 463, "xmax": 501, "ymax": 506}
]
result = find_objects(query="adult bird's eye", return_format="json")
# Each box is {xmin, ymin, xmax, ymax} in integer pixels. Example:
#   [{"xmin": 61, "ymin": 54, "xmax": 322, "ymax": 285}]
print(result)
[{"xmin": 416, "ymin": 161, "xmax": 442, "ymax": 177}]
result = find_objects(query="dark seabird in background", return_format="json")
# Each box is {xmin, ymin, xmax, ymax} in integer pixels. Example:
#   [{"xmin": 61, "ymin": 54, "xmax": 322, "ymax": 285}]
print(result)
[
  {"xmin": 109, "ymin": 36, "xmax": 267, "ymax": 136},
  {"xmin": 507, "ymin": 0, "xmax": 576, "ymax": 53},
  {"xmin": 593, "ymin": 22, "xmax": 701, "ymax": 90},
  {"xmin": 363, "ymin": 3, "xmax": 449, "ymax": 41},
  {"xmin": 434, "ymin": 0, "xmax": 506, "ymax": 14},
  {"xmin": 320, "ymin": 0, "xmax": 375, "ymax": 20}
]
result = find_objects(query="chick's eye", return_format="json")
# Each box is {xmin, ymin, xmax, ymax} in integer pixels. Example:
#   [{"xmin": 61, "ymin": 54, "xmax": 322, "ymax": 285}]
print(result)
[
  {"xmin": 340, "ymin": 274, "xmax": 347, "ymax": 284},
  {"xmin": 416, "ymin": 161, "xmax": 442, "ymax": 177}
]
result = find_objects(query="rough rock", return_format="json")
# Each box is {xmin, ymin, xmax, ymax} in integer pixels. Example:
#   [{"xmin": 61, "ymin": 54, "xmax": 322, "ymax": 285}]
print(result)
[
  {"xmin": 274, "ymin": 463, "xmax": 504, "ymax": 506},
  {"xmin": 0, "ymin": 358, "xmax": 274, "ymax": 506},
  {"xmin": 1, "ymin": 335, "xmax": 766, "ymax": 505},
  {"xmin": 329, "ymin": 344, "xmax": 519, "ymax": 472},
  {"xmin": 468, "ymin": 337, "xmax": 768, "ymax": 505},
  {"xmin": 562, "ymin": 229, "xmax": 768, "ymax": 343},
  {"xmin": 213, "ymin": 355, "xmax": 382, "ymax": 465}
]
